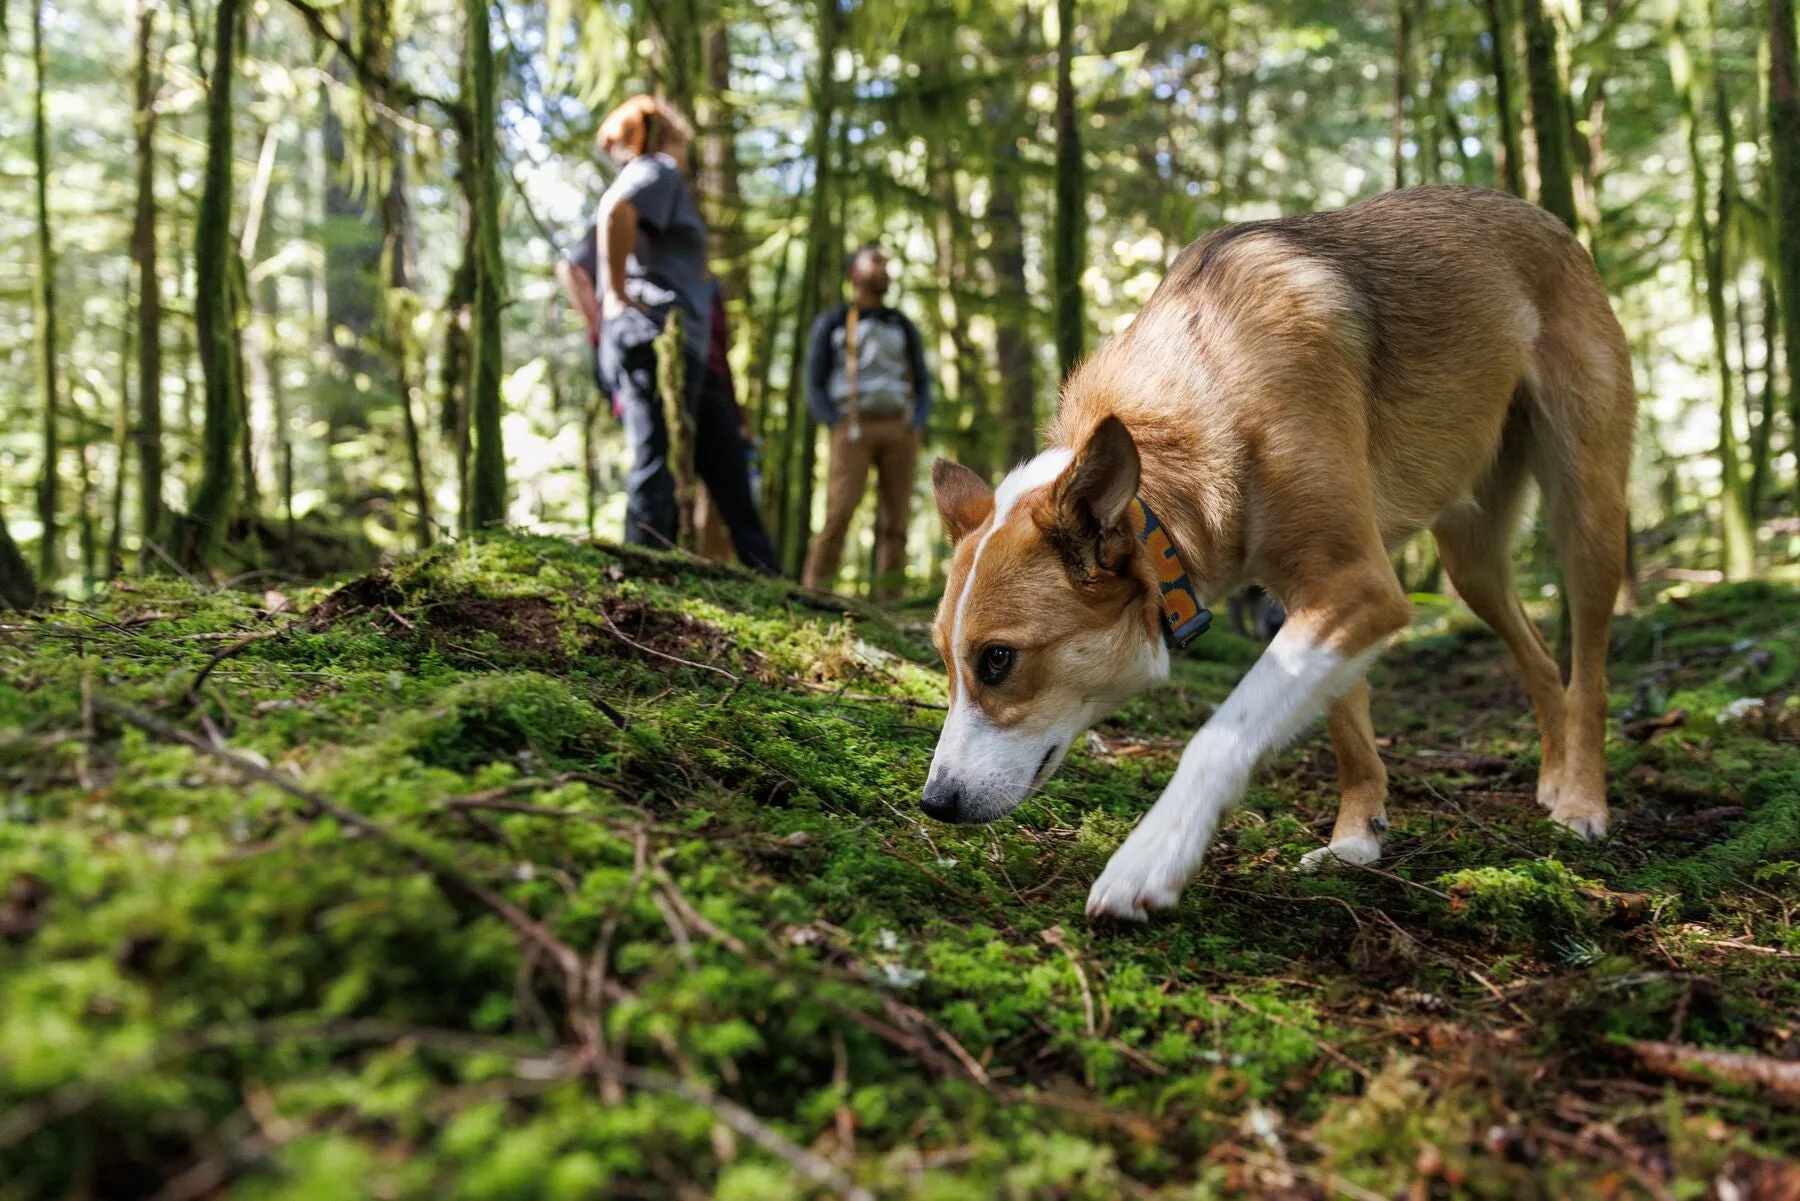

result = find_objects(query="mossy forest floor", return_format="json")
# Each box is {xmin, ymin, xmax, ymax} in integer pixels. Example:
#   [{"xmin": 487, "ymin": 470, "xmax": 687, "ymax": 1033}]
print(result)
[{"xmin": 4, "ymin": 536, "xmax": 1800, "ymax": 1199}]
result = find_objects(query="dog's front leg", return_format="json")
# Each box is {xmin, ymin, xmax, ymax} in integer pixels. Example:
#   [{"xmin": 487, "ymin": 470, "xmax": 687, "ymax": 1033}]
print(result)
[{"xmin": 1086, "ymin": 622, "xmax": 1384, "ymax": 920}]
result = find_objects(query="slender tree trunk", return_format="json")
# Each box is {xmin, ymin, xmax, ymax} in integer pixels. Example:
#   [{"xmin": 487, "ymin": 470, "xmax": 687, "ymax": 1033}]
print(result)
[
  {"xmin": 74, "ymin": 396, "xmax": 97, "ymax": 591},
  {"xmin": 1053, "ymin": 0, "xmax": 1085, "ymax": 381},
  {"xmin": 383, "ymin": 158, "xmax": 432, "ymax": 549},
  {"xmin": 1771, "ymin": 0, "xmax": 1800, "ymax": 490},
  {"xmin": 0, "ymin": 515, "xmax": 36, "ymax": 610},
  {"xmin": 934, "ymin": 157, "xmax": 993, "ymax": 483},
  {"xmin": 1521, "ymin": 0, "xmax": 1578, "ymax": 229},
  {"xmin": 699, "ymin": 16, "xmax": 747, "ymax": 321},
  {"xmin": 1677, "ymin": 14, "xmax": 1755, "ymax": 578},
  {"xmin": 181, "ymin": 0, "xmax": 243, "ymax": 569},
  {"xmin": 1750, "ymin": 274, "xmax": 1780, "ymax": 516},
  {"xmin": 107, "ymin": 318, "xmax": 131, "ymax": 579},
  {"xmin": 31, "ymin": 0, "xmax": 59, "ymax": 586},
  {"xmin": 991, "ymin": 9, "xmax": 1038, "ymax": 468},
  {"xmin": 1420, "ymin": 13, "xmax": 1444, "ymax": 183},
  {"xmin": 467, "ymin": 0, "xmax": 507, "ymax": 529},
  {"xmin": 749, "ymin": 230, "xmax": 795, "ymax": 446},
  {"xmin": 776, "ymin": 0, "xmax": 839, "ymax": 574},
  {"xmin": 133, "ymin": 0, "xmax": 163, "ymax": 571},
  {"xmin": 1394, "ymin": 0, "xmax": 1413, "ymax": 189}
]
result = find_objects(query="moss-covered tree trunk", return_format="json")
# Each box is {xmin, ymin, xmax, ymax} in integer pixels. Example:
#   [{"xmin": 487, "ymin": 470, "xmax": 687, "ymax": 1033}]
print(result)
[
  {"xmin": 1484, "ymin": 0, "xmax": 1525, "ymax": 195},
  {"xmin": 1750, "ymin": 275, "xmax": 1780, "ymax": 517},
  {"xmin": 466, "ymin": 0, "xmax": 507, "ymax": 531},
  {"xmin": 107, "ymin": 322, "xmax": 131, "ymax": 579},
  {"xmin": 1675, "ymin": 15, "xmax": 1754, "ymax": 579},
  {"xmin": 385, "ymin": 162, "xmax": 432, "ymax": 551},
  {"xmin": 133, "ymin": 0, "xmax": 163, "ymax": 571},
  {"xmin": 0, "ymin": 514, "xmax": 36, "ymax": 610},
  {"xmin": 699, "ymin": 15, "xmax": 746, "ymax": 322},
  {"xmin": 1393, "ymin": 0, "xmax": 1413, "ymax": 189},
  {"xmin": 774, "ymin": 0, "xmax": 839, "ymax": 574},
  {"xmin": 991, "ymin": 9, "xmax": 1038, "ymax": 469},
  {"xmin": 1771, "ymin": 0, "xmax": 1800, "ymax": 486},
  {"xmin": 1521, "ymin": 0, "xmax": 1577, "ymax": 229},
  {"xmin": 442, "ymin": 105, "xmax": 477, "ymax": 537},
  {"xmin": 183, "ymin": 0, "xmax": 243, "ymax": 570},
  {"xmin": 31, "ymin": 0, "xmax": 59, "ymax": 587},
  {"xmin": 1052, "ymin": 0, "xmax": 1085, "ymax": 382}
]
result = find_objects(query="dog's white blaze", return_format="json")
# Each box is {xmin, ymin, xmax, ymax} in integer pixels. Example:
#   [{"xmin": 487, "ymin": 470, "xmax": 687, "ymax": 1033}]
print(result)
[
  {"xmin": 934, "ymin": 448, "xmax": 1078, "ymax": 799},
  {"xmin": 1087, "ymin": 623, "xmax": 1382, "ymax": 919},
  {"xmin": 946, "ymin": 448, "xmax": 1075, "ymax": 697}
]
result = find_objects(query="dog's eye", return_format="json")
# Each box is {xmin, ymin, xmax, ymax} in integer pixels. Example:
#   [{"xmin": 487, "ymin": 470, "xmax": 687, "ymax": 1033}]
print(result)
[{"xmin": 977, "ymin": 645, "xmax": 1016, "ymax": 686}]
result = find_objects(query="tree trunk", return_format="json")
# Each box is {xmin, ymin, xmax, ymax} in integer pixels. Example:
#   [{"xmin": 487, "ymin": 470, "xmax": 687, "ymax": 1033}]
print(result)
[
  {"xmin": 133, "ymin": 0, "xmax": 163, "ymax": 571},
  {"xmin": 1521, "ymin": 0, "xmax": 1578, "ymax": 229},
  {"xmin": 699, "ymin": 17, "xmax": 747, "ymax": 321},
  {"xmin": 1750, "ymin": 274, "xmax": 1780, "ymax": 516},
  {"xmin": 1394, "ymin": 0, "xmax": 1413, "ymax": 189},
  {"xmin": 0, "ymin": 514, "xmax": 36, "ymax": 611},
  {"xmin": 1676, "ymin": 14, "xmax": 1755, "ymax": 578},
  {"xmin": 991, "ymin": 9, "xmax": 1039, "ymax": 469},
  {"xmin": 934, "ymin": 156, "xmax": 993, "ymax": 484},
  {"xmin": 1771, "ymin": 0, "xmax": 1800, "ymax": 489},
  {"xmin": 107, "ymin": 318, "xmax": 131, "ymax": 580},
  {"xmin": 775, "ymin": 0, "xmax": 839, "ymax": 574},
  {"xmin": 74, "ymin": 395, "xmax": 98, "ymax": 592},
  {"xmin": 749, "ymin": 230, "xmax": 795, "ymax": 446},
  {"xmin": 382, "ymin": 155, "xmax": 432, "ymax": 550},
  {"xmin": 182, "ymin": 0, "xmax": 244, "ymax": 570},
  {"xmin": 1052, "ymin": 0, "xmax": 1085, "ymax": 381},
  {"xmin": 466, "ymin": 0, "xmax": 507, "ymax": 530},
  {"xmin": 31, "ymin": 0, "xmax": 59, "ymax": 587}
]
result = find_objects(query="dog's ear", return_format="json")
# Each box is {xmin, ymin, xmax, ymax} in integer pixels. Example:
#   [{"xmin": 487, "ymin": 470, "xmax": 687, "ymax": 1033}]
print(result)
[
  {"xmin": 933, "ymin": 458, "xmax": 994, "ymax": 545},
  {"xmin": 1047, "ymin": 416, "xmax": 1140, "ymax": 582}
]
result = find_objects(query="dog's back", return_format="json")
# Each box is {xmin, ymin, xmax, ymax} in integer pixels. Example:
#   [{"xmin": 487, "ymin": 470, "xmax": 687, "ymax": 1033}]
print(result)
[{"xmin": 1052, "ymin": 186, "xmax": 1635, "ymax": 573}]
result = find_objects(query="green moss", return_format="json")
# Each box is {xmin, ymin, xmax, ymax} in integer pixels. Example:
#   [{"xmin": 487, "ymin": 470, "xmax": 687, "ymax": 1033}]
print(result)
[
  {"xmin": 2, "ymin": 538, "xmax": 1798, "ymax": 1197},
  {"xmin": 1434, "ymin": 859, "xmax": 1594, "ymax": 942}
]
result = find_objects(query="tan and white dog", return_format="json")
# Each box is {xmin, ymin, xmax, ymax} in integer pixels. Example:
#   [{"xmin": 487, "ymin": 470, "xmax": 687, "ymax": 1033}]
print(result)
[{"xmin": 923, "ymin": 186, "xmax": 1635, "ymax": 921}]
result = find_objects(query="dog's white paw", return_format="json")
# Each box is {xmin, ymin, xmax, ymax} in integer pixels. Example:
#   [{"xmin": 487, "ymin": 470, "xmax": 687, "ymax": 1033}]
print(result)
[
  {"xmin": 1547, "ymin": 800, "xmax": 1609, "ymax": 842},
  {"xmin": 1296, "ymin": 834, "xmax": 1383, "ymax": 872},
  {"xmin": 1086, "ymin": 837, "xmax": 1187, "ymax": 921}
]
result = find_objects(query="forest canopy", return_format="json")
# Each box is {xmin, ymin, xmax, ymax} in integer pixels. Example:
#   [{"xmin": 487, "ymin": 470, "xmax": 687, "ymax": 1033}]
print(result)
[{"xmin": 1, "ymin": 0, "xmax": 1796, "ymax": 594}]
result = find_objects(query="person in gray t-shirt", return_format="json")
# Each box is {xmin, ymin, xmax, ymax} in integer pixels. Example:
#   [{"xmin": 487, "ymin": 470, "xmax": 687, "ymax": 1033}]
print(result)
[{"xmin": 590, "ymin": 95, "xmax": 774, "ymax": 572}]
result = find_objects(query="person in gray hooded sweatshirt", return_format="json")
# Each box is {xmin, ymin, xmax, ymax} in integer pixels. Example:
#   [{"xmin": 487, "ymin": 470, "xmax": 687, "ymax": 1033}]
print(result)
[{"xmin": 801, "ymin": 245, "xmax": 932, "ymax": 601}]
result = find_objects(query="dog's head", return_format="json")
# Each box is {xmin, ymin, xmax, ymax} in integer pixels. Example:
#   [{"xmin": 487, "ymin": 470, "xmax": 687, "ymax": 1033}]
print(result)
[{"xmin": 923, "ymin": 417, "xmax": 1169, "ymax": 824}]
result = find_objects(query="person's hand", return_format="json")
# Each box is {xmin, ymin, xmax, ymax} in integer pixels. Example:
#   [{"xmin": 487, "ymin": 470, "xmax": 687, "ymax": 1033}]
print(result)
[
  {"xmin": 587, "ymin": 322, "xmax": 600, "ymax": 347},
  {"xmin": 601, "ymin": 292, "xmax": 629, "ymax": 320}
]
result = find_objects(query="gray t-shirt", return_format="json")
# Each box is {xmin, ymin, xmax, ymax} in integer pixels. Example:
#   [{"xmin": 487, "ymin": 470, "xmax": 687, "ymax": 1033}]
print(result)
[{"xmin": 600, "ymin": 153, "xmax": 710, "ymax": 356}]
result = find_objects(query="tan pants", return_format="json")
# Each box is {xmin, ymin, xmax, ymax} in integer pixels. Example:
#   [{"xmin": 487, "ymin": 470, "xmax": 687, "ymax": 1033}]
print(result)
[{"xmin": 803, "ymin": 415, "xmax": 918, "ymax": 602}]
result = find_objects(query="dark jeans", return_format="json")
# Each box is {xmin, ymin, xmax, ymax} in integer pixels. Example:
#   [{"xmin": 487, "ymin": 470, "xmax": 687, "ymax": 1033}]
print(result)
[{"xmin": 599, "ymin": 308, "xmax": 777, "ymax": 574}]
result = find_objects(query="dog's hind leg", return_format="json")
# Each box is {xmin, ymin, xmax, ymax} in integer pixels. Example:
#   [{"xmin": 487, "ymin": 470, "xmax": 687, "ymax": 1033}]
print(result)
[
  {"xmin": 1527, "ymin": 330, "xmax": 1634, "ymax": 840},
  {"xmin": 1433, "ymin": 431, "xmax": 1570, "ymax": 819},
  {"xmin": 1298, "ymin": 680, "xmax": 1388, "ymax": 870}
]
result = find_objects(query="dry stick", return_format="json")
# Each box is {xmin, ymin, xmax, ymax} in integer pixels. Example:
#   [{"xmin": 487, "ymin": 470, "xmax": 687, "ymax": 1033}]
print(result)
[
  {"xmin": 185, "ymin": 629, "xmax": 284, "ymax": 708},
  {"xmin": 143, "ymin": 537, "xmax": 206, "ymax": 587},
  {"xmin": 608, "ymin": 1064, "xmax": 874, "ymax": 1201},
  {"xmin": 1629, "ymin": 1040, "xmax": 1800, "ymax": 1103},
  {"xmin": 599, "ymin": 612, "xmax": 740, "ymax": 682},
  {"xmin": 1041, "ymin": 926, "xmax": 1097, "ymax": 1038},
  {"xmin": 831, "ymin": 1028, "xmax": 855, "ymax": 1162},
  {"xmin": 91, "ymin": 696, "xmax": 585, "ymax": 985}
]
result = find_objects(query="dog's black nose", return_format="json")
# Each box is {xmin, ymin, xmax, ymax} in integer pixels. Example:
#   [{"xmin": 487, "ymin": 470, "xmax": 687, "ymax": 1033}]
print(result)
[{"xmin": 920, "ymin": 778, "xmax": 962, "ymax": 823}]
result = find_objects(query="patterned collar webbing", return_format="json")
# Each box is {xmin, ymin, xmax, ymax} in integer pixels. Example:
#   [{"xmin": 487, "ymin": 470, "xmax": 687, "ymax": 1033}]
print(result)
[{"xmin": 1126, "ymin": 496, "xmax": 1212, "ymax": 649}]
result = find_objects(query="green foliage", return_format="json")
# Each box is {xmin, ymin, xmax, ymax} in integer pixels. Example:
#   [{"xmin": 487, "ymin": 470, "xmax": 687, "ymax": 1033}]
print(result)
[{"xmin": 1435, "ymin": 859, "xmax": 1594, "ymax": 943}]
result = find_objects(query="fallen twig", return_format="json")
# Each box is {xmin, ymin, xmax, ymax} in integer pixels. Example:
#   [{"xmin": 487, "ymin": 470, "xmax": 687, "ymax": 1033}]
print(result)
[
  {"xmin": 1041, "ymin": 926, "xmax": 1097, "ymax": 1037},
  {"xmin": 185, "ymin": 630, "xmax": 285, "ymax": 709},
  {"xmin": 608, "ymin": 1064, "xmax": 874, "ymax": 1201},
  {"xmin": 91, "ymin": 697, "xmax": 584, "ymax": 985},
  {"xmin": 600, "ymin": 612, "xmax": 740, "ymax": 682}
]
